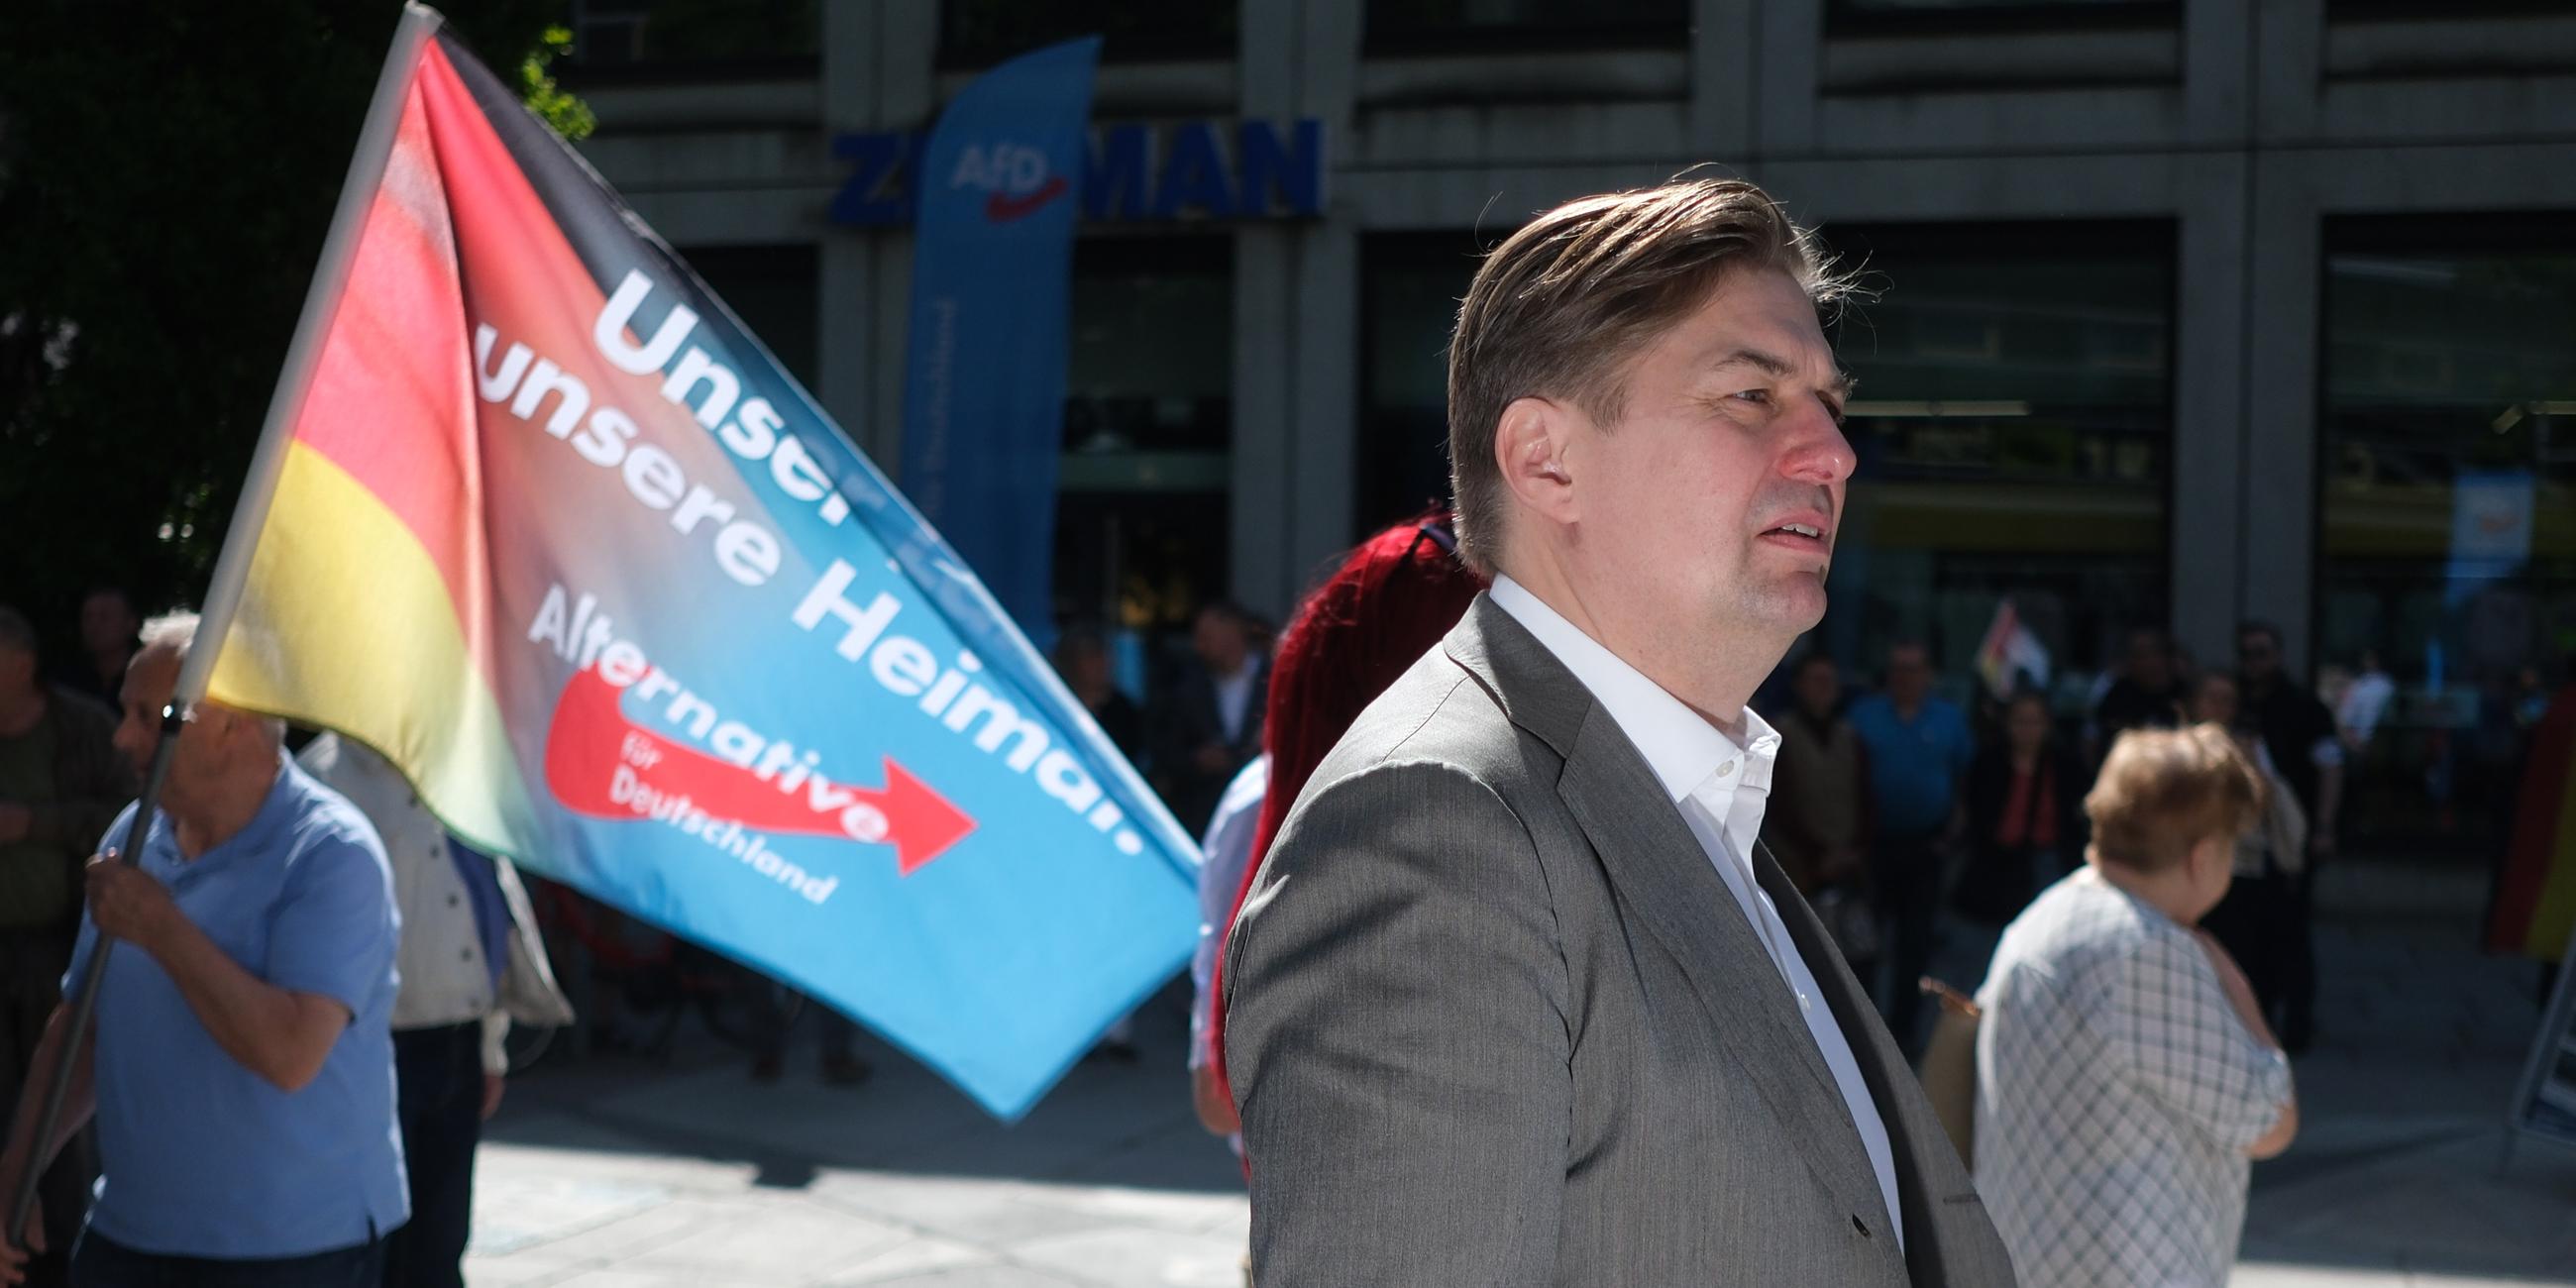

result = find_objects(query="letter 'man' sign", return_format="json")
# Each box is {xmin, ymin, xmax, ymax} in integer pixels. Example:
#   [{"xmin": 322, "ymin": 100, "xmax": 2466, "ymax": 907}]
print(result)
[{"xmin": 831, "ymin": 118, "xmax": 1326, "ymax": 227}]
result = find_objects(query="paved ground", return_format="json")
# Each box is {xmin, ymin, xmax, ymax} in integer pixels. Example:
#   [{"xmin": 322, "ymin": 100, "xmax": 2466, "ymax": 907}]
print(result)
[
  {"xmin": 466, "ymin": 853, "xmax": 2576, "ymax": 1286},
  {"xmin": 2232, "ymin": 856, "xmax": 2576, "ymax": 1287}
]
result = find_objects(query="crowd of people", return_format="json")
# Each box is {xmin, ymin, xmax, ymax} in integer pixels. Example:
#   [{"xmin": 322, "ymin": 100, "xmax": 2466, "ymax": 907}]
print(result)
[{"xmin": 1755, "ymin": 620, "xmax": 2345, "ymax": 1061}]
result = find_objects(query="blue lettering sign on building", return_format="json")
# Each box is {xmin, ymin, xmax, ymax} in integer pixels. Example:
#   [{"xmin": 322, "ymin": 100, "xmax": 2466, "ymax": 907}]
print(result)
[{"xmin": 831, "ymin": 118, "xmax": 1326, "ymax": 227}]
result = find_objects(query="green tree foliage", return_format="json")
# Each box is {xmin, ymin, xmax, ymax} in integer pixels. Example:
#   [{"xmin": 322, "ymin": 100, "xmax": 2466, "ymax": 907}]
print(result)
[
  {"xmin": 521, "ymin": 24, "xmax": 595, "ymax": 141},
  {"xmin": 0, "ymin": 1, "xmax": 576, "ymax": 666}
]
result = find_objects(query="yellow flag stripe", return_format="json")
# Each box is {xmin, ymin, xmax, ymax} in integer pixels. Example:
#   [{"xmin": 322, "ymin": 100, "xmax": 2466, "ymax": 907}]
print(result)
[{"xmin": 208, "ymin": 441, "xmax": 539, "ymax": 856}]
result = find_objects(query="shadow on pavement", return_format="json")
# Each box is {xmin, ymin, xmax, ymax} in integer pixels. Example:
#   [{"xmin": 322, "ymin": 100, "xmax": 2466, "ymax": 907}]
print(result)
[{"xmin": 484, "ymin": 974, "xmax": 1248, "ymax": 1199}]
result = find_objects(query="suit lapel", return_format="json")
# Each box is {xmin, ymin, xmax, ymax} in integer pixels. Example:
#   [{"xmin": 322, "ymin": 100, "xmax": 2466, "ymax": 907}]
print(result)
[
  {"xmin": 1446, "ymin": 599, "xmax": 1897, "ymax": 1242},
  {"xmin": 1752, "ymin": 836, "xmax": 1978, "ymax": 1280},
  {"xmin": 1556, "ymin": 724, "xmax": 1898, "ymax": 1247}
]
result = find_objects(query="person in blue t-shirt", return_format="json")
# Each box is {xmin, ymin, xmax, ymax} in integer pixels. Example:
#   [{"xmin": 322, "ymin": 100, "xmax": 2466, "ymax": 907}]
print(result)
[
  {"xmin": 1844, "ymin": 639, "xmax": 1976, "ymax": 1054},
  {"xmin": 0, "ymin": 614, "xmax": 406, "ymax": 1287}
]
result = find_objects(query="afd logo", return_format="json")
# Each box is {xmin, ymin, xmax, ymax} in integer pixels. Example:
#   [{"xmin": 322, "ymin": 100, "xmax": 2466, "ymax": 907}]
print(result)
[
  {"xmin": 832, "ymin": 118, "xmax": 1326, "ymax": 228},
  {"xmin": 950, "ymin": 143, "xmax": 1071, "ymax": 223}
]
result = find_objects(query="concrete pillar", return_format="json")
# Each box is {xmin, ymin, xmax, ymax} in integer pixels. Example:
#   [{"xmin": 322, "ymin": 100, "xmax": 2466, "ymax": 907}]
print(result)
[
  {"xmin": 2240, "ymin": 1, "xmax": 2327, "ymax": 672},
  {"xmin": 1754, "ymin": 0, "xmax": 1824, "ymax": 158},
  {"xmin": 2241, "ymin": 158, "xmax": 2322, "ymax": 671},
  {"xmin": 1287, "ymin": 220, "xmax": 1358, "ymax": 598},
  {"xmin": 2171, "ymin": 153, "xmax": 2252, "ymax": 667},
  {"xmin": 2255, "ymin": 0, "xmax": 2327, "ymax": 144},
  {"xmin": 1232, "ymin": 0, "xmax": 1361, "ymax": 619},
  {"xmin": 2183, "ymin": 0, "xmax": 2256, "ymax": 144},
  {"xmin": 1689, "ymin": 0, "xmax": 1759, "ymax": 161},
  {"xmin": 817, "ymin": 1, "xmax": 936, "ymax": 473},
  {"xmin": 1233, "ymin": 223, "xmax": 1296, "ymax": 616}
]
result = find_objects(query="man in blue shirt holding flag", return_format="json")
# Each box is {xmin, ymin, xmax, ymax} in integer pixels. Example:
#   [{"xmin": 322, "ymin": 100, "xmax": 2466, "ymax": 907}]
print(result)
[{"xmin": 0, "ymin": 613, "xmax": 407, "ymax": 1286}]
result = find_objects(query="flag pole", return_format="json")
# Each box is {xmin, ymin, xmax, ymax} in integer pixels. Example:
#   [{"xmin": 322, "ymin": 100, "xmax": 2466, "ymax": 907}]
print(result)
[
  {"xmin": 180, "ymin": 1, "xmax": 448, "ymax": 708},
  {"xmin": 3, "ymin": 3, "xmax": 445, "ymax": 1255}
]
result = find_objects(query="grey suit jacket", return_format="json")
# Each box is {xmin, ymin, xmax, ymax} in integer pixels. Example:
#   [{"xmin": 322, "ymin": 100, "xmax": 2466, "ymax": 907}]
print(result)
[{"xmin": 1224, "ymin": 596, "xmax": 2016, "ymax": 1286}]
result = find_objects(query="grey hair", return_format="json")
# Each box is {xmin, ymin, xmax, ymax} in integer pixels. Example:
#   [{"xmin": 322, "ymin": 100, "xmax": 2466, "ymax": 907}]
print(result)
[
  {"xmin": 139, "ymin": 611, "xmax": 201, "ymax": 656},
  {"xmin": 137, "ymin": 611, "xmax": 286, "ymax": 743}
]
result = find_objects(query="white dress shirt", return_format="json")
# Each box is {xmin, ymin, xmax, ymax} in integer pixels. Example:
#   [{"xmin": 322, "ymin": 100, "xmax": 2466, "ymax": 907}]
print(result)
[
  {"xmin": 1191, "ymin": 754, "xmax": 1270, "ymax": 1072},
  {"xmin": 1491, "ymin": 577, "xmax": 1905, "ymax": 1248}
]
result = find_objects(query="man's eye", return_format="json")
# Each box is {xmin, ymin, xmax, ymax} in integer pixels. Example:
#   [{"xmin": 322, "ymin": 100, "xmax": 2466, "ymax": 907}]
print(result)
[{"xmin": 1733, "ymin": 389, "xmax": 1771, "ymax": 405}]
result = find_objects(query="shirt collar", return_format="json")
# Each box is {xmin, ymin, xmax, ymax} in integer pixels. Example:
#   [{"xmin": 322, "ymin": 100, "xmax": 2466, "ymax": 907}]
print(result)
[{"xmin": 1488, "ymin": 576, "xmax": 1776, "ymax": 805}]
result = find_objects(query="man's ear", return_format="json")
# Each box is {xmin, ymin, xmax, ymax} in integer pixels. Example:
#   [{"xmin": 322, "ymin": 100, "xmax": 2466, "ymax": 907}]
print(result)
[{"xmin": 1494, "ymin": 395, "xmax": 1582, "ymax": 529}]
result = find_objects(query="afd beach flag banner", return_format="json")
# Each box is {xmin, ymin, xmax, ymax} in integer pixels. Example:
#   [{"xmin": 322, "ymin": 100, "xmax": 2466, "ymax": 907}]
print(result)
[
  {"xmin": 899, "ymin": 38, "xmax": 1099, "ymax": 640},
  {"xmin": 191, "ymin": 6, "xmax": 1197, "ymax": 1118}
]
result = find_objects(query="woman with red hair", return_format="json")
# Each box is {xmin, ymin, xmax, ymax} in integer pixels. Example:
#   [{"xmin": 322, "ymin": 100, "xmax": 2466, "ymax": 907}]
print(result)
[{"xmin": 1189, "ymin": 508, "xmax": 1486, "ymax": 1141}]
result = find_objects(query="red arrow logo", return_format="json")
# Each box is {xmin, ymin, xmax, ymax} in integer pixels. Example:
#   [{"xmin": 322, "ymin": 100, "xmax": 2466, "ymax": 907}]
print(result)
[
  {"xmin": 544, "ymin": 667, "xmax": 976, "ymax": 875},
  {"xmin": 984, "ymin": 175, "xmax": 1068, "ymax": 222}
]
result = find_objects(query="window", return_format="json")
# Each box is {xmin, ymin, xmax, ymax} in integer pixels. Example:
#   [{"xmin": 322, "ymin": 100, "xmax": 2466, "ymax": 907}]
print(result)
[
  {"xmin": 1062, "ymin": 238, "xmax": 1232, "ymax": 458},
  {"xmin": 567, "ymin": 0, "xmax": 818, "ymax": 74},
  {"xmin": 1357, "ymin": 232, "xmax": 1497, "ymax": 540},
  {"xmin": 1366, "ymin": 0, "xmax": 1687, "ymax": 54},
  {"xmin": 2326, "ymin": 0, "xmax": 2564, "ymax": 16},
  {"xmin": 1826, "ymin": 0, "xmax": 2175, "ymax": 37},
  {"xmin": 1054, "ymin": 236, "xmax": 1234, "ymax": 637},
  {"xmin": 939, "ymin": 1, "xmax": 1237, "ymax": 66},
  {"xmin": 2318, "ymin": 217, "xmax": 2576, "ymax": 853},
  {"xmin": 1816, "ymin": 221, "xmax": 2174, "ymax": 715}
]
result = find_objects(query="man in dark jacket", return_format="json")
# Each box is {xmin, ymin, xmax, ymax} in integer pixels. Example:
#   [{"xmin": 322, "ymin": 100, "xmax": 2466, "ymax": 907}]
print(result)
[
  {"xmin": 1155, "ymin": 602, "xmax": 1269, "ymax": 833},
  {"xmin": 0, "ymin": 605, "xmax": 133, "ymax": 1285},
  {"xmin": 2238, "ymin": 620, "xmax": 2342, "ymax": 1052},
  {"xmin": 2090, "ymin": 627, "xmax": 2186, "ymax": 764},
  {"xmin": 1055, "ymin": 625, "xmax": 1144, "ymax": 760}
]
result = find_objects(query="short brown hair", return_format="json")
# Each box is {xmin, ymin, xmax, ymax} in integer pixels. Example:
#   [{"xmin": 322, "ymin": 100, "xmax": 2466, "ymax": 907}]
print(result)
[
  {"xmin": 1445, "ymin": 176, "xmax": 1851, "ymax": 574},
  {"xmin": 2085, "ymin": 724, "xmax": 2266, "ymax": 873}
]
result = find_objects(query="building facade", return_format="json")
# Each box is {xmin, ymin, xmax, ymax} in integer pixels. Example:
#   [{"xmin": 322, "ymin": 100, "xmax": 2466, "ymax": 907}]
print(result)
[{"xmin": 565, "ymin": 0, "xmax": 2576, "ymax": 850}]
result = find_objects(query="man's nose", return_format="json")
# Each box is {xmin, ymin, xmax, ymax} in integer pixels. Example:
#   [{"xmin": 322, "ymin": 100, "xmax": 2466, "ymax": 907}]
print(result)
[{"xmin": 1780, "ymin": 401, "xmax": 1855, "ymax": 484}]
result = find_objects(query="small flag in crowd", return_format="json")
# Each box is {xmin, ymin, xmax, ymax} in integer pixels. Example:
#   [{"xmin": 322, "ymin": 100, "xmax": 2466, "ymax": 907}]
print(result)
[{"xmin": 1975, "ymin": 598, "xmax": 2051, "ymax": 700}]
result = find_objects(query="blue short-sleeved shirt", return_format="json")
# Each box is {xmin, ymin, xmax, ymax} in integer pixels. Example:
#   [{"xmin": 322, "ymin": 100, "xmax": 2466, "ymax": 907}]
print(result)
[
  {"xmin": 66, "ymin": 754, "xmax": 409, "ymax": 1257},
  {"xmin": 1847, "ymin": 694, "xmax": 1977, "ymax": 838}
]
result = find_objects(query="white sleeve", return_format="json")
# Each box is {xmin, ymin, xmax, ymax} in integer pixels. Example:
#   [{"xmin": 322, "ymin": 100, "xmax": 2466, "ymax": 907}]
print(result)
[{"xmin": 1191, "ymin": 757, "xmax": 1270, "ymax": 1069}]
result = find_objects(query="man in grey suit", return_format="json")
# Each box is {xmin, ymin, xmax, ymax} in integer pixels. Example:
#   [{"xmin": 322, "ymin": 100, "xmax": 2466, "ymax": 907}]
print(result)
[{"xmin": 1222, "ymin": 178, "xmax": 2017, "ymax": 1285}]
